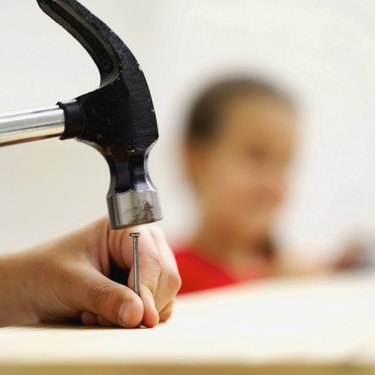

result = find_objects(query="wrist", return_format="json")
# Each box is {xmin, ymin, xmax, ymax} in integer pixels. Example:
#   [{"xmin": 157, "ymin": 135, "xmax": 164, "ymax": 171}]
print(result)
[{"xmin": 0, "ymin": 250, "xmax": 40, "ymax": 326}]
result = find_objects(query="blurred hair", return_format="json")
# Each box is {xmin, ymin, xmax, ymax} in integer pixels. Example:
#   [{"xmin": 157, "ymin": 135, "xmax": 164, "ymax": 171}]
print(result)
[{"xmin": 184, "ymin": 76, "xmax": 295, "ymax": 145}]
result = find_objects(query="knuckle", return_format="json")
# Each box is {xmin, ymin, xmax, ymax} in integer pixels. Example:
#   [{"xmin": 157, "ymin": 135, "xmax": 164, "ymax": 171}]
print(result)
[
  {"xmin": 144, "ymin": 248, "xmax": 163, "ymax": 269},
  {"xmin": 168, "ymin": 269, "xmax": 182, "ymax": 292},
  {"xmin": 149, "ymin": 224, "xmax": 163, "ymax": 237},
  {"xmin": 90, "ymin": 283, "xmax": 113, "ymax": 310}
]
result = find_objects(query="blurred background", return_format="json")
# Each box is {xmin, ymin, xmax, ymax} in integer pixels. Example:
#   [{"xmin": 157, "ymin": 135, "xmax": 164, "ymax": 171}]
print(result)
[{"xmin": 1, "ymin": 0, "xmax": 375, "ymax": 264}]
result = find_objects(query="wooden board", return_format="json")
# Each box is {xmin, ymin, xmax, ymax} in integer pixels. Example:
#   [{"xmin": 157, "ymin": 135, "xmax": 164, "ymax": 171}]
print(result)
[{"xmin": 1, "ymin": 273, "xmax": 375, "ymax": 374}]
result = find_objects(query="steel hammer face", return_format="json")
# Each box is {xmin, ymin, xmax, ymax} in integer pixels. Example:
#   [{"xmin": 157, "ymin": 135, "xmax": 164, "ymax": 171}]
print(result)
[{"xmin": 37, "ymin": 0, "xmax": 162, "ymax": 228}]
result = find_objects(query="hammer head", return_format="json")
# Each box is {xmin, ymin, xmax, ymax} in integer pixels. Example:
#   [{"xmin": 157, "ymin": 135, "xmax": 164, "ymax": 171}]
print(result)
[{"xmin": 37, "ymin": 0, "xmax": 162, "ymax": 228}]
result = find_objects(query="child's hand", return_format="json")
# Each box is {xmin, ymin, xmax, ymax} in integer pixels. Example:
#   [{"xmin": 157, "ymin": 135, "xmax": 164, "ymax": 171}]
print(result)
[{"xmin": 0, "ymin": 218, "xmax": 181, "ymax": 328}]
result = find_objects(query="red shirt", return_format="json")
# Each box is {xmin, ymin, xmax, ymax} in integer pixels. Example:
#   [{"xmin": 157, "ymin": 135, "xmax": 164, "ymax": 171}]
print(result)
[{"xmin": 174, "ymin": 245, "xmax": 272, "ymax": 295}]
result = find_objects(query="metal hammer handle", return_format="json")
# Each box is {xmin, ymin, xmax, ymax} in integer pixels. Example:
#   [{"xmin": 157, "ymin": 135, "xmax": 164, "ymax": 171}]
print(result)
[{"xmin": 0, "ymin": 106, "xmax": 65, "ymax": 146}]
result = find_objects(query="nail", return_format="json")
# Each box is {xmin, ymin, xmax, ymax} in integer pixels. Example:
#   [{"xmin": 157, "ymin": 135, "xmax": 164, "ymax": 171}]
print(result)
[{"xmin": 129, "ymin": 232, "xmax": 140, "ymax": 296}]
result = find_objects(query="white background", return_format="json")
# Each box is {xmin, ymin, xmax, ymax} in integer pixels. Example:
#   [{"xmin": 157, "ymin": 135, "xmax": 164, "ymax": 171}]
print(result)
[{"xmin": 1, "ymin": 1, "xmax": 375, "ymax": 261}]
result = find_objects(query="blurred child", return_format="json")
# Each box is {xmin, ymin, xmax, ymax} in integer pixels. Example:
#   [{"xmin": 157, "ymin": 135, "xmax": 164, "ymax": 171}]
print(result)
[{"xmin": 174, "ymin": 77, "xmax": 361, "ymax": 295}]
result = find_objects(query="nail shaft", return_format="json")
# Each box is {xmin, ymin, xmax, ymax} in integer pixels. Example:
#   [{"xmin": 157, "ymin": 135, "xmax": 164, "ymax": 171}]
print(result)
[{"xmin": 129, "ymin": 233, "xmax": 140, "ymax": 296}]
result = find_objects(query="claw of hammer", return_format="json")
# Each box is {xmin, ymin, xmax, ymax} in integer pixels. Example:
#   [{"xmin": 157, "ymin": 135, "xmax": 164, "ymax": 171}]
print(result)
[
  {"xmin": 0, "ymin": 0, "xmax": 162, "ymax": 228},
  {"xmin": 37, "ymin": 0, "xmax": 162, "ymax": 228}
]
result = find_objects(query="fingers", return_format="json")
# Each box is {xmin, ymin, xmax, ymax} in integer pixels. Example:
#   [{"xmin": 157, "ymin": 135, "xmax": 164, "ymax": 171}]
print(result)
[
  {"xmin": 78, "ymin": 268, "xmax": 143, "ymax": 328},
  {"xmin": 159, "ymin": 300, "xmax": 174, "ymax": 322},
  {"xmin": 107, "ymin": 223, "xmax": 181, "ymax": 327},
  {"xmin": 125, "ymin": 229, "xmax": 162, "ymax": 327},
  {"xmin": 81, "ymin": 311, "xmax": 98, "ymax": 325},
  {"xmin": 81, "ymin": 312, "xmax": 115, "ymax": 327},
  {"xmin": 130, "ymin": 225, "xmax": 181, "ymax": 326},
  {"xmin": 139, "ymin": 285, "xmax": 159, "ymax": 327},
  {"xmin": 149, "ymin": 226, "xmax": 181, "ymax": 312},
  {"xmin": 97, "ymin": 316, "xmax": 116, "ymax": 327}
]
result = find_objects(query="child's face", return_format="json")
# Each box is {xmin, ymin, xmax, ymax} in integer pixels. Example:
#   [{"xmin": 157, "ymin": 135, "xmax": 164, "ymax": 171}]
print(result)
[{"xmin": 187, "ymin": 95, "xmax": 297, "ymax": 240}]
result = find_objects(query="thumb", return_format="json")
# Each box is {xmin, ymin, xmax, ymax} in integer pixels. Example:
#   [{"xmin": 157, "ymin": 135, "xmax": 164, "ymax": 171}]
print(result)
[{"xmin": 77, "ymin": 268, "xmax": 143, "ymax": 328}]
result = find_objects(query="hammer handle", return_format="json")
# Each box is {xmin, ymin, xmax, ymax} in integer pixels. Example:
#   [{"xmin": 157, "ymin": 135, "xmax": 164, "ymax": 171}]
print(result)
[{"xmin": 0, "ymin": 106, "xmax": 65, "ymax": 146}]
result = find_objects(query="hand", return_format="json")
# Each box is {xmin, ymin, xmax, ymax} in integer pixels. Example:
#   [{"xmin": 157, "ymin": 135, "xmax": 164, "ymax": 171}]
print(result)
[
  {"xmin": 0, "ymin": 218, "xmax": 181, "ymax": 328},
  {"xmin": 333, "ymin": 239, "xmax": 369, "ymax": 271}
]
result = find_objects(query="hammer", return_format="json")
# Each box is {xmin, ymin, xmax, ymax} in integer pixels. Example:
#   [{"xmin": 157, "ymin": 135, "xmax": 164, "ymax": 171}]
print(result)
[{"xmin": 0, "ymin": 0, "xmax": 162, "ymax": 229}]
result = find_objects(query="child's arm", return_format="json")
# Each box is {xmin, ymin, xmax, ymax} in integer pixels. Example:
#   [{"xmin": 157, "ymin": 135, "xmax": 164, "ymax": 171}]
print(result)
[
  {"xmin": 276, "ymin": 243, "xmax": 368, "ymax": 277},
  {"xmin": 0, "ymin": 218, "xmax": 181, "ymax": 328}
]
